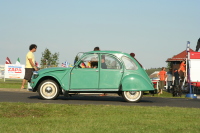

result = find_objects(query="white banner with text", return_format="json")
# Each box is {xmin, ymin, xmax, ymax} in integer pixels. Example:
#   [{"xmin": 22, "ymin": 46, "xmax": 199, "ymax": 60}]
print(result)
[{"xmin": 4, "ymin": 64, "xmax": 25, "ymax": 79}]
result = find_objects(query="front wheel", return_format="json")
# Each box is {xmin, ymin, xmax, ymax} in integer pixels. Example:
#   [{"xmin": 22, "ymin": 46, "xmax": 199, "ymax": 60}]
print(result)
[
  {"xmin": 122, "ymin": 91, "xmax": 143, "ymax": 103},
  {"xmin": 38, "ymin": 80, "xmax": 60, "ymax": 100}
]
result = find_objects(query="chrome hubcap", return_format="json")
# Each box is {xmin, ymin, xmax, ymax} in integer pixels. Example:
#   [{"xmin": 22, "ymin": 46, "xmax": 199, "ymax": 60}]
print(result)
[
  {"xmin": 45, "ymin": 86, "xmax": 52, "ymax": 93},
  {"xmin": 129, "ymin": 91, "xmax": 136, "ymax": 95}
]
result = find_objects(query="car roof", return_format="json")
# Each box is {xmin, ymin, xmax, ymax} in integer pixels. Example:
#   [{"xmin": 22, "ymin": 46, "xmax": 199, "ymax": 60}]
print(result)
[{"xmin": 86, "ymin": 50, "xmax": 128, "ymax": 55}]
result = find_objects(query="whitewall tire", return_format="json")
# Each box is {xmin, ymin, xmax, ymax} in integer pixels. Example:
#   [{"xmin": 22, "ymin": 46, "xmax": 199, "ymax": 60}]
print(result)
[
  {"xmin": 122, "ymin": 91, "xmax": 143, "ymax": 103},
  {"xmin": 38, "ymin": 80, "xmax": 60, "ymax": 100}
]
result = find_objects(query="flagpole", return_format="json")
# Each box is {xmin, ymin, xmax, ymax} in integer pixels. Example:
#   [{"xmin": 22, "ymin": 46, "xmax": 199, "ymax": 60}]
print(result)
[{"xmin": 185, "ymin": 41, "xmax": 197, "ymax": 99}]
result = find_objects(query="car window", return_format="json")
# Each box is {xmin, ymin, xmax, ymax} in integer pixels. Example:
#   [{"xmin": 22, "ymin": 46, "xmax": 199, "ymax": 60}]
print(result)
[
  {"xmin": 122, "ymin": 56, "xmax": 138, "ymax": 70},
  {"xmin": 78, "ymin": 54, "xmax": 98, "ymax": 68},
  {"xmin": 101, "ymin": 54, "xmax": 121, "ymax": 69},
  {"xmin": 74, "ymin": 52, "xmax": 85, "ymax": 65}
]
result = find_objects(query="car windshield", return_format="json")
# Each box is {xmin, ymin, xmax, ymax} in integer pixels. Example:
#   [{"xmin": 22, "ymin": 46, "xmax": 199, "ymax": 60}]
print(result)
[{"xmin": 74, "ymin": 52, "xmax": 85, "ymax": 65}]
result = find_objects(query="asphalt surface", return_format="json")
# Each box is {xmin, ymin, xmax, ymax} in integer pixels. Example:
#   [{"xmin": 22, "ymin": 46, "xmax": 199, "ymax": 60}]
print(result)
[{"xmin": 0, "ymin": 89, "xmax": 200, "ymax": 108}]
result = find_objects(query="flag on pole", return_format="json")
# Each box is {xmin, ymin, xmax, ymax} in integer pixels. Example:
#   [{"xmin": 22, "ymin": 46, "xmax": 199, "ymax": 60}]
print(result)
[
  {"xmin": 16, "ymin": 57, "xmax": 20, "ymax": 65},
  {"xmin": 5, "ymin": 57, "xmax": 12, "ymax": 64},
  {"xmin": 61, "ymin": 61, "xmax": 73, "ymax": 68},
  {"xmin": 61, "ymin": 63, "xmax": 66, "ymax": 67},
  {"xmin": 65, "ymin": 61, "xmax": 70, "ymax": 68}
]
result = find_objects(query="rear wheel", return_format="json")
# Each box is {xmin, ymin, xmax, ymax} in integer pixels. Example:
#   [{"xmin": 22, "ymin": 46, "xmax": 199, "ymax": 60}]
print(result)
[
  {"xmin": 122, "ymin": 91, "xmax": 143, "ymax": 103},
  {"xmin": 38, "ymin": 80, "xmax": 60, "ymax": 100}
]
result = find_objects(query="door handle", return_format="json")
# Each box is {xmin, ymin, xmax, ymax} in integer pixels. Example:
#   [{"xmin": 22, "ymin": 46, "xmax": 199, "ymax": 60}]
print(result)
[
  {"xmin": 120, "ymin": 71, "xmax": 124, "ymax": 73},
  {"xmin": 96, "ymin": 70, "xmax": 99, "ymax": 72}
]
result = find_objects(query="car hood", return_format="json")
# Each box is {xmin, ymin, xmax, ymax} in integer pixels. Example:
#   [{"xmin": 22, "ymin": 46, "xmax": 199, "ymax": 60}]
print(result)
[{"xmin": 38, "ymin": 67, "xmax": 71, "ymax": 75}]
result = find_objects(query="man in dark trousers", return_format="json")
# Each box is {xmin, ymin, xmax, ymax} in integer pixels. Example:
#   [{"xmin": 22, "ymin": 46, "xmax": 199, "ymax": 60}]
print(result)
[
  {"xmin": 172, "ymin": 68, "xmax": 181, "ymax": 96},
  {"xmin": 173, "ymin": 69, "xmax": 179, "ymax": 86},
  {"xmin": 196, "ymin": 38, "xmax": 200, "ymax": 52}
]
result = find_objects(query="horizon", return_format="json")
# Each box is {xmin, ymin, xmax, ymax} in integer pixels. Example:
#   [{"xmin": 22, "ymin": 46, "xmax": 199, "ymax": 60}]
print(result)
[{"xmin": 1, "ymin": 1, "xmax": 199, "ymax": 68}]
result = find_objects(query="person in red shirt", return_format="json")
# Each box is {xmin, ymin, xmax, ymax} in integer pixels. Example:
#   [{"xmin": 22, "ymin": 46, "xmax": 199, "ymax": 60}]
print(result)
[
  {"xmin": 178, "ymin": 60, "xmax": 186, "ymax": 72},
  {"xmin": 178, "ymin": 60, "xmax": 186, "ymax": 79},
  {"xmin": 157, "ymin": 67, "xmax": 167, "ymax": 95}
]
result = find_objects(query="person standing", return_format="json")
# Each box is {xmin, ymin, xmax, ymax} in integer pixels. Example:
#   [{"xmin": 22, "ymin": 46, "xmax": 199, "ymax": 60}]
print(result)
[
  {"xmin": 157, "ymin": 67, "xmax": 167, "ymax": 95},
  {"xmin": 21, "ymin": 44, "xmax": 38, "ymax": 89},
  {"xmin": 166, "ymin": 68, "xmax": 173, "ymax": 93},
  {"xmin": 172, "ymin": 68, "xmax": 181, "ymax": 95},
  {"xmin": 173, "ymin": 68, "xmax": 180, "ymax": 86}
]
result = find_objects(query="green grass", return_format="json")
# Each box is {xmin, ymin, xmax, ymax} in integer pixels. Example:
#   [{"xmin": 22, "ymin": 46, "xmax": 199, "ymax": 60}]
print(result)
[
  {"xmin": 0, "ymin": 102, "xmax": 200, "ymax": 133},
  {"xmin": 0, "ymin": 79, "xmax": 26, "ymax": 89},
  {"xmin": 0, "ymin": 80, "xmax": 199, "ymax": 132}
]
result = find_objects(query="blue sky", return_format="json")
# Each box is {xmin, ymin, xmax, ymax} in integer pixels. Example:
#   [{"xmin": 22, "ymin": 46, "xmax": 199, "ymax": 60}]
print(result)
[{"xmin": 0, "ymin": 0, "xmax": 199, "ymax": 68}]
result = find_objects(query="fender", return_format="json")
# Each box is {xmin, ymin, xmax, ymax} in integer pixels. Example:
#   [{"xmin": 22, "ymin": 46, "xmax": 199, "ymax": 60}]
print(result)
[
  {"xmin": 31, "ymin": 73, "xmax": 63, "ymax": 91},
  {"xmin": 121, "ymin": 74, "xmax": 154, "ymax": 91},
  {"xmin": 31, "ymin": 68, "xmax": 71, "ymax": 91}
]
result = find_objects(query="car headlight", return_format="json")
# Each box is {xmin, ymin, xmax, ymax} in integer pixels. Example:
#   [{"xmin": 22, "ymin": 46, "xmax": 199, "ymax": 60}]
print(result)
[{"xmin": 32, "ymin": 71, "xmax": 39, "ymax": 79}]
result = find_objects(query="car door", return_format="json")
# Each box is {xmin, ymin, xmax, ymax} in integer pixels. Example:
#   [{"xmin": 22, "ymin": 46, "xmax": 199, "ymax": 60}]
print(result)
[
  {"xmin": 99, "ymin": 54, "xmax": 123, "ymax": 90},
  {"xmin": 70, "ymin": 54, "xmax": 99, "ymax": 90}
]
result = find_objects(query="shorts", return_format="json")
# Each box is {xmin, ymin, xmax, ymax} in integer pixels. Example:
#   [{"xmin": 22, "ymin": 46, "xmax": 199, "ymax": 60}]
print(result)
[
  {"xmin": 159, "ymin": 80, "xmax": 165, "ymax": 90},
  {"xmin": 24, "ymin": 68, "xmax": 34, "ymax": 82}
]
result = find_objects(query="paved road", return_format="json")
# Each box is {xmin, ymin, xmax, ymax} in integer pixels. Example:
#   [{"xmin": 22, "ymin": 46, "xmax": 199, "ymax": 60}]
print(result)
[{"xmin": 0, "ymin": 90, "xmax": 200, "ymax": 108}]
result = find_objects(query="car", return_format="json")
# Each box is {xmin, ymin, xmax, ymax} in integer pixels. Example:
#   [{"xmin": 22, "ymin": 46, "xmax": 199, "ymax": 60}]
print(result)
[
  {"xmin": 149, "ymin": 71, "xmax": 160, "ymax": 87},
  {"xmin": 149, "ymin": 71, "xmax": 167, "ymax": 91},
  {"xmin": 30, "ymin": 51, "xmax": 154, "ymax": 103}
]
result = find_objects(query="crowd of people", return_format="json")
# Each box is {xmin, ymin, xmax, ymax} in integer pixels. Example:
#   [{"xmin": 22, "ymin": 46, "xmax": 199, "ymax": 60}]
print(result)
[
  {"xmin": 157, "ymin": 61, "xmax": 186, "ymax": 95},
  {"xmin": 156, "ymin": 38, "xmax": 200, "ymax": 95}
]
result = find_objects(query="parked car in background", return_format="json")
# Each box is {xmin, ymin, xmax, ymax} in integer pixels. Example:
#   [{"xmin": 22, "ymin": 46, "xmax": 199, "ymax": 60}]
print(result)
[
  {"xmin": 149, "ymin": 71, "xmax": 160, "ymax": 83},
  {"xmin": 30, "ymin": 51, "xmax": 154, "ymax": 103},
  {"xmin": 149, "ymin": 71, "xmax": 167, "ymax": 91}
]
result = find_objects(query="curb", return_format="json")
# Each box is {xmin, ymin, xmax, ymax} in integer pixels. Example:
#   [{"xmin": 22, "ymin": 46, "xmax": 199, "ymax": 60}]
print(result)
[{"xmin": 0, "ymin": 88, "xmax": 31, "ymax": 92}]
